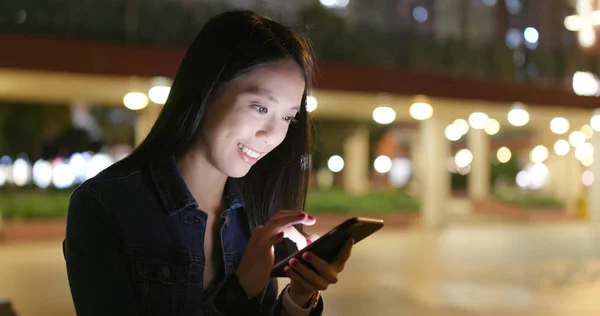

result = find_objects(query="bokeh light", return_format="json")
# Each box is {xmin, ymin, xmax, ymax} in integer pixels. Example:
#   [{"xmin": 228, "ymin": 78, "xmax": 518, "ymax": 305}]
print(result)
[
  {"xmin": 455, "ymin": 149, "xmax": 473, "ymax": 168},
  {"xmin": 32, "ymin": 159, "xmax": 53, "ymax": 189},
  {"xmin": 581, "ymin": 124, "xmax": 594, "ymax": 140},
  {"xmin": 530, "ymin": 145, "xmax": 549, "ymax": 164},
  {"xmin": 554, "ymin": 139, "xmax": 570, "ymax": 156},
  {"xmin": 569, "ymin": 131, "xmax": 586, "ymax": 147},
  {"xmin": 123, "ymin": 92, "xmax": 149, "ymax": 110},
  {"xmin": 507, "ymin": 103, "xmax": 529, "ymax": 127},
  {"xmin": 409, "ymin": 102, "xmax": 433, "ymax": 121},
  {"xmin": 444, "ymin": 124, "xmax": 462, "ymax": 141},
  {"xmin": 327, "ymin": 155, "xmax": 344, "ymax": 173},
  {"xmin": 12, "ymin": 157, "xmax": 31, "ymax": 187},
  {"xmin": 550, "ymin": 117, "xmax": 570, "ymax": 135},
  {"xmin": 484, "ymin": 118, "xmax": 500, "ymax": 135},
  {"xmin": 388, "ymin": 158, "xmax": 412, "ymax": 188},
  {"xmin": 374, "ymin": 155, "xmax": 392, "ymax": 173},
  {"xmin": 373, "ymin": 106, "xmax": 396, "ymax": 124},
  {"xmin": 306, "ymin": 95, "xmax": 318, "ymax": 112},
  {"xmin": 497, "ymin": 147, "xmax": 512, "ymax": 163},
  {"xmin": 575, "ymin": 142, "xmax": 594, "ymax": 161},
  {"xmin": 453, "ymin": 119, "xmax": 470, "ymax": 135},
  {"xmin": 468, "ymin": 112, "xmax": 489, "ymax": 130},
  {"xmin": 582, "ymin": 170, "xmax": 595, "ymax": 186}
]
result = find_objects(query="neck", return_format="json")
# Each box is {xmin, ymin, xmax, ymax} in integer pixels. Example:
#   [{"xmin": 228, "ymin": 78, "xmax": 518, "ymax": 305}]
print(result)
[{"xmin": 177, "ymin": 149, "xmax": 228, "ymax": 215}]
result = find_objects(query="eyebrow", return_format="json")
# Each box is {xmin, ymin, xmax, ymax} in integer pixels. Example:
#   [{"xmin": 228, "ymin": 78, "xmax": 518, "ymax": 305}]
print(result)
[{"xmin": 246, "ymin": 89, "xmax": 301, "ymax": 111}]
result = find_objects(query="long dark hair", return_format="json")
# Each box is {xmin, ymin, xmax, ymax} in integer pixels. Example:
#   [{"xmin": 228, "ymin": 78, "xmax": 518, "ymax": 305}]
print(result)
[{"xmin": 131, "ymin": 10, "xmax": 315, "ymax": 228}]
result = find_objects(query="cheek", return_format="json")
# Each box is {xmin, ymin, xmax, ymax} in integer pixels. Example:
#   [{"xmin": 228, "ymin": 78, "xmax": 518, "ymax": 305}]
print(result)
[{"xmin": 271, "ymin": 125, "xmax": 291, "ymax": 147}]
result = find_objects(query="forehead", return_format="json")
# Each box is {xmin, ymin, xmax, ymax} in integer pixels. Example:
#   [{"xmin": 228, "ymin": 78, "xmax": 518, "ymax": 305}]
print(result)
[{"xmin": 229, "ymin": 59, "xmax": 306, "ymax": 101}]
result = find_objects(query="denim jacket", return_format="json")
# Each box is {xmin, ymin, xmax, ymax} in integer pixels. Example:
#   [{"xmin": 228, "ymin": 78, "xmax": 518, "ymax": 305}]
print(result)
[{"xmin": 63, "ymin": 155, "xmax": 323, "ymax": 315}]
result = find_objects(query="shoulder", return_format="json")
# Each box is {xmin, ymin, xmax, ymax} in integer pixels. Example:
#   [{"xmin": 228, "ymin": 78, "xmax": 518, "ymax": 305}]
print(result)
[
  {"xmin": 67, "ymin": 155, "xmax": 154, "ymax": 223},
  {"xmin": 80, "ymin": 156, "xmax": 145, "ymax": 194}
]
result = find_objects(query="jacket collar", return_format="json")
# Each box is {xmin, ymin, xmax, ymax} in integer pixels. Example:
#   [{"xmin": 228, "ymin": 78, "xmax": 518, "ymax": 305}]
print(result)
[{"xmin": 147, "ymin": 155, "xmax": 244, "ymax": 215}]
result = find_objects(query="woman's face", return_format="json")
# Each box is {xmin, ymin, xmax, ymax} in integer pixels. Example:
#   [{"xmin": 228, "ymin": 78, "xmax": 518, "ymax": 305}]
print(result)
[{"xmin": 199, "ymin": 59, "xmax": 306, "ymax": 178}]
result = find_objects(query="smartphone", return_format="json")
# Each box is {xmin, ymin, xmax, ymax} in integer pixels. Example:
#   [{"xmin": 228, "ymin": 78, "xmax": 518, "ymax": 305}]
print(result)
[{"xmin": 271, "ymin": 216, "xmax": 384, "ymax": 278}]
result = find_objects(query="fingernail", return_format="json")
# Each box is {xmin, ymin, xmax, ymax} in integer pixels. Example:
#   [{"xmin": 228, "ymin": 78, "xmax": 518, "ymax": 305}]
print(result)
[
  {"xmin": 298, "ymin": 213, "xmax": 307, "ymax": 218},
  {"xmin": 307, "ymin": 215, "xmax": 315, "ymax": 221},
  {"xmin": 290, "ymin": 259, "xmax": 299, "ymax": 267},
  {"xmin": 284, "ymin": 266, "xmax": 291, "ymax": 274},
  {"xmin": 302, "ymin": 252, "xmax": 312, "ymax": 260}
]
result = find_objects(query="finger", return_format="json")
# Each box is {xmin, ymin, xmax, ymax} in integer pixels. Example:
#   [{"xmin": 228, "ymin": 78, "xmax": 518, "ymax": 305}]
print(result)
[
  {"xmin": 300, "ymin": 252, "xmax": 338, "ymax": 284},
  {"xmin": 266, "ymin": 213, "xmax": 312, "ymax": 234},
  {"xmin": 266, "ymin": 231, "xmax": 286, "ymax": 246},
  {"xmin": 270, "ymin": 210, "xmax": 306, "ymax": 221},
  {"xmin": 281, "ymin": 226, "xmax": 311, "ymax": 250},
  {"xmin": 284, "ymin": 265, "xmax": 318, "ymax": 293},
  {"xmin": 332, "ymin": 238, "xmax": 354, "ymax": 271},
  {"xmin": 272, "ymin": 211, "xmax": 316, "ymax": 227},
  {"xmin": 289, "ymin": 258, "xmax": 331, "ymax": 290}
]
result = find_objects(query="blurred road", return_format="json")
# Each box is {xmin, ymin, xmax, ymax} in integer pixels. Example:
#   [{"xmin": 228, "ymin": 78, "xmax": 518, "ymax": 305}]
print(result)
[{"xmin": 3, "ymin": 217, "xmax": 600, "ymax": 315}]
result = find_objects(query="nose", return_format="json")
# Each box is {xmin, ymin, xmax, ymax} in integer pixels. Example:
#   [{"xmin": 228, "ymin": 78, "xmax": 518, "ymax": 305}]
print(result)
[{"xmin": 255, "ymin": 119, "xmax": 284, "ymax": 145}]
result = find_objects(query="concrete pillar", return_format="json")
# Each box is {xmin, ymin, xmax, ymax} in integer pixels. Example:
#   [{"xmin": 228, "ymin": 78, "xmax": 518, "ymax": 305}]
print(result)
[
  {"xmin": 545, "ymin": 151, "xmax": 580, "ymax": 213},
  {"xmin": 410, "ymin": 131, "xmax": 423, "ymax": 196},
  {"xmin": 545, "ymin": 154, "xmax": 567, "ymax": 197},
  {"xmin": 419, "ymin": 117, "xmax": 450, "ymax": 228},
  {"xmin": 564, "ymin": 151, "xmax": 583, "ymax": 213},
  {"xmin": 134, "ymin": 105, "xmax": 161, "ymax": 146},
  {"xmin": 588, "ymin": 133, "xmax": 600, "ymax": 222},
  {"xmin": 467, "ymin": 128, "xmax": 490, "ymax": 200},
  {"xmin": 343, "ymin": 125, "xmax": 370, "ymax": 195}
]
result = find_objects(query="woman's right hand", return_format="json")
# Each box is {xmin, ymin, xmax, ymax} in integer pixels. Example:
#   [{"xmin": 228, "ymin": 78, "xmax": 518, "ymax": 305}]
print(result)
[{"xmin": 235, "ymin": 210, "xmax": 315, "ymax": 298}]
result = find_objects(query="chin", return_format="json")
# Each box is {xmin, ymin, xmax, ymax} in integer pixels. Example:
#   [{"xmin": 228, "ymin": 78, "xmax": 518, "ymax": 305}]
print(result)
[{"xmin": 224, "ymin": 165, "xmax": 252, "ymax": 178}]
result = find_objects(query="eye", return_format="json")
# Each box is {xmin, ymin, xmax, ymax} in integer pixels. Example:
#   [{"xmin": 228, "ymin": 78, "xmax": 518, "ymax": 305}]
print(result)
[
  {"xmin": 283, "ymin": 116, "xmax": 298, "ymax": 124},
  {"xmin": 253, "ymin": 105, "xmax": 268, "ymax": 114}
]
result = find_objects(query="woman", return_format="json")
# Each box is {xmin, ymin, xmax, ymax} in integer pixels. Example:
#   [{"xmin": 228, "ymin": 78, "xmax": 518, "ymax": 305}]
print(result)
[{"xmin": 63, "ymin": 9, "xmax": 354, "ymax": 316}]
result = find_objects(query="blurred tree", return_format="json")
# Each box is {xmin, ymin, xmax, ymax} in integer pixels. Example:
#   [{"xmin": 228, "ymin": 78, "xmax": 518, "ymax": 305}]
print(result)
[{"xmin": 0, "ymin": 102, "xmax": 45, "ymax": 158}]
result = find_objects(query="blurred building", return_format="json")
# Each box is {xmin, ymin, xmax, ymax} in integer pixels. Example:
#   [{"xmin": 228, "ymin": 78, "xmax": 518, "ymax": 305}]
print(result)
[{"xmin": 2, "ymin": 0, "xmax": 600, "ymax": 227}]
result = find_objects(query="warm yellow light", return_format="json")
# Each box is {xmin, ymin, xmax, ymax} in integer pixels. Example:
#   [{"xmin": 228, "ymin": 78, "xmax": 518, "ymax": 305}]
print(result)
[
  {"xmin": 468, "ymin": 112, "xmax": 489, "ymax": 130},
  {"xmin": 530, "ymin": 145, "xmax": 549, "ymax": 164},
  {"xmin": 582, "ymin": 156, "xmax": 594, "ymax": 167},
  {"xmin": 592, "ymin": 113, "xmax": 600, "ymax": 132},
  {"xmin": 507, "ymin": 103, "xmax": 529, "ymax": 127},
  {"xmin": 373, "ymin": 106, "xmax": 396, "ymax": 124},
  {"xmin": 575, "ymin": 142, "xmax": 594, "ymax": 161},
  {"xmin": 409, "ymin": 102, "xmax": 433, "ymax": 121},
  {"xmin": 497, "ymin": 147, "xmax": 512, "ymax": 163},
  {"xmin": 569, "ymin": 131, "xmax": 586, "ymax": 147},
  {"xmin": 454, "ymin": 149, "xmax": 473, "ymax": 168},
  {"xmin": 554, "ymin": 139, "xmax": 570, "ymax": 156},
  {"xmin": 581, "ymin": 124, "xmax": 594, "ymax": 139},
  {"xmin": 306, "ymin": 95, "xmax": 318, "ymax": 112},
  {"xmin": 123, "ymin": 92, "xmax": 149, "ymax": 110},
  {"xmin": 485, "ymin": 118, "xmax": 500, "ymax": 135},
  {"xmin": 550, "ymin": 117, "xmax": 570, "ymax": 135},
  {"xmin": 444, "ymin": 124, "xmax": 462, "ymax": 141},
  {"xmin": 453, "ymin": 119, "xmax": 470, "ymax": 135}
]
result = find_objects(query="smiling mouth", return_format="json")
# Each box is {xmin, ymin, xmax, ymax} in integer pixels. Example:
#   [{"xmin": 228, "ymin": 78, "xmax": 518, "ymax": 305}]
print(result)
[{"xmin": 237, "ymin": 143, "xmax": 264, "ymax": 164}]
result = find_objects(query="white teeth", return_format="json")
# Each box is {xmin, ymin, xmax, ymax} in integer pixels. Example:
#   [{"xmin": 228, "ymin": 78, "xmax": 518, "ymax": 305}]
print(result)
[{"xmin": 238, "ymin": 143, "xmax": 261, "ymax": 159}]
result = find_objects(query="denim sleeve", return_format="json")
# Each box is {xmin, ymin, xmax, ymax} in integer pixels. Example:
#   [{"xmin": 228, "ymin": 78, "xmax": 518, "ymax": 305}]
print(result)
[
  {"xmin": 203, "ymin": 275, "xmax": 327, "ymax": 316},
  {"xmin": 63, "ymin": 185, "xmax": 140, "ymax": 316}
]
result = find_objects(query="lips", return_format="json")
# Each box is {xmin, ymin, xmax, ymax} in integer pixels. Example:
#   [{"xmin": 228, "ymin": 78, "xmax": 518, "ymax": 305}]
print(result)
[{"xmin": 237, "ymin": 142, "xmax": 264, "ymax": 165}]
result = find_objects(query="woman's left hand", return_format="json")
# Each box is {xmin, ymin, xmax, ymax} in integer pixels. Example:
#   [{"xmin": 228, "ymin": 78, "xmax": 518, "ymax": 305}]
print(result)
[{"xmin": 285, "ymin": 238, "xmax": 354, "ymax": 307}]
